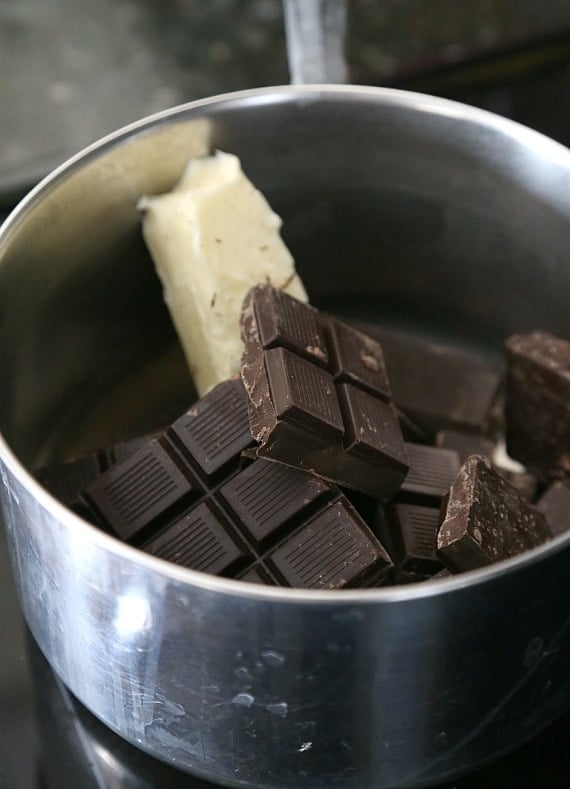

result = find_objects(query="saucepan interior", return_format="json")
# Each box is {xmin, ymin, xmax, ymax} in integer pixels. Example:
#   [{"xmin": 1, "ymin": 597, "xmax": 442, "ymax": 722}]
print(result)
[{"xmin": 0, "ymin": 86, "xmax": 569, "ymax": 788}]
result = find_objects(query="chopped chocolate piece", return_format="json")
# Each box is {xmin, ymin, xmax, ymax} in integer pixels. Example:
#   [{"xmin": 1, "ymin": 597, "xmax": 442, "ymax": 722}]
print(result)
[
  {"xmin": 353, "ymin": 323, "xmax": 503, "ymax": 438},
  {"xmin": 436, "ymin": 430, "xmax": 495, "ymax": 465},
  {"xmin": 240, "ymin": 285, "xmax": 409, "ymax": 500},
  {"xmin": 397, "ymin": 443, "xmax": 461, "ymax": 506},
  {"xmin": 377, "ymin": 502, "xmax": 445, "ymax": 577},
  {"xmin": 80, "ymin": 379, "xmax": 392, "ymax": 589},
  {"xmin": 505, "ymin": 331, "xmax": 570, "ymax": 482},
  {"xmin": 536, "ymin": 481, "xmax": 570, "ymax": 538},
  {"xmin": 437, "ymin": 455, "xmax": 551, "ymax": 572},
  {"xmin": 142, "ymin": 502, "xmax": 244, "ymax": 576}
]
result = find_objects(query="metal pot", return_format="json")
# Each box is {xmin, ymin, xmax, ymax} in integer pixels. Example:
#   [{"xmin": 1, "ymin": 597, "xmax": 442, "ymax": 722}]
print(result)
[{"xmin": 0, "ymin": 85, "xmax": 569, "ymax": 788}]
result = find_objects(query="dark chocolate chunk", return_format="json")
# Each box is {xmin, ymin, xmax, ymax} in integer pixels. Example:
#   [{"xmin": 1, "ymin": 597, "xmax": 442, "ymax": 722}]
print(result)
[
  {"xmin": 352, "ymin": 323, "xmax": 503, "ymax": 438},
  {"xmin": 240, "ymin": 285, "xmax": 408, "ymax": 500},
  {"xmin": 220, "ymin": 457, "xmax": 330, "ymax": 546},
  {"xmin": 328, "ymin": 319, "xmax": 392, "ymax": 399},
  {"xmin": 436, "ymin": 430, "xmax": 495, "ymax": 465},
  {"xmin": 142, "ymin": 501, "xmax": 244, "ymax": 575},
  {"xmin": 505, "ymin": 331, "xmax": 570, "ymax": 483},
  {"xmin": 397, "ymin": 443, "xmax": 461, "ymax": 505},
  {"xmin": 536, "ymin": 481, "xmax": 570, "ymax": 538},
  {"xmin": 264, "ymin": 347, "xmax": 344, "ymax": 441},
  {"xmin": 268, "ymin": 499, "xmax": 388, "ymax": 589},
  {"xmin": 168, "ymin": 381, "xmax": 253, "ymax": 480},
  {"xmin": 86, "ymin": 438, "xmax": 197, "ymax": 542},
  {"xmin": 437, "ymin": 455, "xmax": 551, "ymax": 572},
  {"xmin": 376, "ymin": 502, "xmax": 445, "ymax": 578},
  {"xmin": 79, "ymin": 379, "xmax": 392, "ymax": 589}
]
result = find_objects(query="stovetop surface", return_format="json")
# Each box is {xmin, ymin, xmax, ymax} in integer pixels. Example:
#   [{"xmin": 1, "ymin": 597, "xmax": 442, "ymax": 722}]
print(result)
[{"xmin": 1, "ymin": 3, "xmax": 570, "ymax": 787}]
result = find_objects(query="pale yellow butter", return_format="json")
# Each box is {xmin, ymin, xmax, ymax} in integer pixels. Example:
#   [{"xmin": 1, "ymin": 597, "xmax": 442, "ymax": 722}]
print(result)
[{"xmin": 138, "ymin": 151, "xmax": 307, "ymax": 396}]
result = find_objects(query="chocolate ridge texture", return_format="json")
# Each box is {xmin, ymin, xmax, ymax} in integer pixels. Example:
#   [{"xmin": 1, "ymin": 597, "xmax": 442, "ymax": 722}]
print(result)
[{"xmin": 77, "ymin": 378, "xmax": 393, "ymax": 589}]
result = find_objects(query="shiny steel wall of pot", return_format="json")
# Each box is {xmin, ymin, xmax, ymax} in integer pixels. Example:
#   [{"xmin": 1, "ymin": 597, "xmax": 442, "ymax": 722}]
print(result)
[{"xmin": 0, "ymin": 86, "xmax": 569, "ymax": 788}]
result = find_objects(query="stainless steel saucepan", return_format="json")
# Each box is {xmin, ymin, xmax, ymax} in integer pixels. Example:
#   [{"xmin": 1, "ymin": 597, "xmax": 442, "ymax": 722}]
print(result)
[{"xmin": 0, "ymin": 85, "xmax": 569, "ymax": 788}]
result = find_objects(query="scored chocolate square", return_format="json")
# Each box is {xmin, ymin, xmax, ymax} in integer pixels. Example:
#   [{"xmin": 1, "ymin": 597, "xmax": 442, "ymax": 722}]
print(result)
[
  {"xmin": 396, "ymin": 443, "xmax": 461, "ymax": 506},
  {"xmin": 240, "ymin": 284, "xmax": 409, "ymax": 500},
  {"xmin": 79, "ymin": 378, "xmax": 393, "ymax": 588},
  {"xmin": 86, "ymin": 439, "xmax": 197, "ymax": 542},
  {"xmin": 376, "ymin": 502, "xmax": 445, "ymax": 578}
]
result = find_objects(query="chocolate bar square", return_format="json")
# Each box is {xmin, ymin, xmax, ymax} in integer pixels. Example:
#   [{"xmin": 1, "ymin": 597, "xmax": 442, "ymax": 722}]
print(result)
[
  {"xmin": 79, "ymin": 378, "xmax": 393, "ymax": 588},
  {"xmin": 240, "ymin": 285, "xmax": 408, "ymax": 500}
]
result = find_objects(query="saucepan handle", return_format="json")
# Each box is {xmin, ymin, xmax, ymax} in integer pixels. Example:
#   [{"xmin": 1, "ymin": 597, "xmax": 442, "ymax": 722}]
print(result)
[{"xmin": 282, "ymin": 0, "xmax": 349, "ymax": 84}]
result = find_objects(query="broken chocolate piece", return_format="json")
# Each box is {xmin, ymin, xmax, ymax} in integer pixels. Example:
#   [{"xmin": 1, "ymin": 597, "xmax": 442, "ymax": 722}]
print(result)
[
  {"xmin": 351, "ymin": 323, "xmax": 503, "ymax": 437},
  {"xmin": 536, "ymin": 481, "xmax": 570, "ymax": 538},
  {"xmin": 505, "ymin": 331, "xmax": 570, "ymax": 482},
  {"xmin": 437, "ymin": 455, "xmax": 551, "ymax": 572},
  {"xmin": 80, "ymin": 378, "xmax": 392, "ymax": 589},
  {"xmin": 240, "ymin": 285, "xmax": 409, "ymax": 500},
  {"xmin": 397, "ymin": 443, "xmax": 461, "ymax": 506}
]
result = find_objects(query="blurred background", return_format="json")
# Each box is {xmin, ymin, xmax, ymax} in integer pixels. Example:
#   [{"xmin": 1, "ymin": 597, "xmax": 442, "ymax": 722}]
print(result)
[{"xmin": 1, "ymin": 0, "xmax": 570, "ymax": 204}]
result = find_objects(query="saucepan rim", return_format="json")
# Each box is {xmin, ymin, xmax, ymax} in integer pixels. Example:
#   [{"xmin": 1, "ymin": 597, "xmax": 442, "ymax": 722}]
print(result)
[{"xmin": 1, "ymin": 83, "xmax": 569, "ymax": 605}]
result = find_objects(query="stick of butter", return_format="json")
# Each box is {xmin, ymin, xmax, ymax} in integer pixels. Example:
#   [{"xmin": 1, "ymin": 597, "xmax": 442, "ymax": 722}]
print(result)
[{"xmin": 138, "ymin": 151, "xmax": 308, "ymax": 396}]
